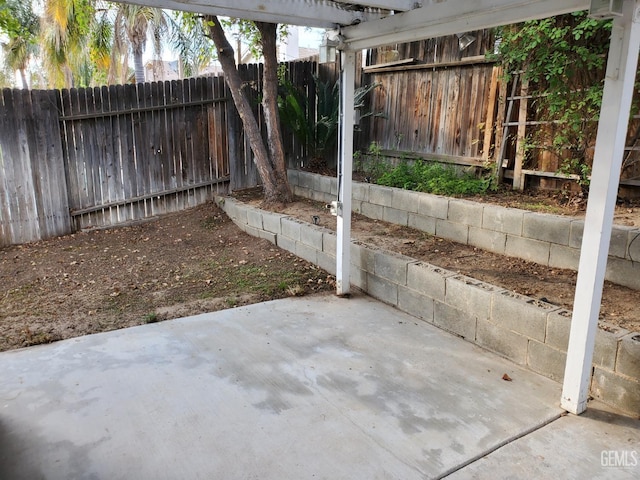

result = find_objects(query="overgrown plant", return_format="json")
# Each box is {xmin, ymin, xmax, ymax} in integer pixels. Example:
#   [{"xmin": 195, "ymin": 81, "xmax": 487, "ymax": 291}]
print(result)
[
  {"xmin": 278, "ymin": 73, "xmax": 385, "ymax": 164},
  {"xmin": 353, "ymin": 141, "xmax": 390, "ymax": 181},
  {"xmin": 377, "ymin": 159, "xmax": 494, "ymax": 196},
  {"xmin": 496, "ymin": 12, "xmax": 613, "ymax": 189}
]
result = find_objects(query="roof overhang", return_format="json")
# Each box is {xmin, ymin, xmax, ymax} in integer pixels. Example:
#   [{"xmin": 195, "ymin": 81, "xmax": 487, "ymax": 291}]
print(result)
[
  {"xmin": 342, "ymin": 0, "xmax": 591, "ymax": 50},
  {"xmin": 115, "ymin": 0, "xmax": 408, "ymax": 29},
  {"xmin": 119, "ymin": 0, "xmax": 591, "ymax": 46}
]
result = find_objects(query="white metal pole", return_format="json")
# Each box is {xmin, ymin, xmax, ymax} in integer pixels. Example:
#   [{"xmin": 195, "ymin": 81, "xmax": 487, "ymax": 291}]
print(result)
[
  {"xmin": 336, "ymin": 50, "xmax": 356, "ymax": 296},
  {"xmin": 561, "ymin": 0, "xmax": 640, "ymax": 415}
]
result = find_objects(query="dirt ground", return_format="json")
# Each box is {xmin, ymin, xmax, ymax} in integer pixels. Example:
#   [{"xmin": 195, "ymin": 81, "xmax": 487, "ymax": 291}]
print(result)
[
  {"xmin": 1, "ymin": 188, "xmax": 638, "ymax": 353},
  {"xmin": 0, "ymin": 203, "xmax": 334, "ymax": 352}
]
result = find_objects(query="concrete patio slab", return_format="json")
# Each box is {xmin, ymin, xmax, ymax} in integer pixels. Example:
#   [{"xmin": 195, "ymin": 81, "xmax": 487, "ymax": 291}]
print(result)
[
  {"xmin": 449, "ymin": 402, "xmax": 640, "ymax": 479},
  {"xmin": 0, "ymin": 292, "xmax": 612, "ymax": 479}
]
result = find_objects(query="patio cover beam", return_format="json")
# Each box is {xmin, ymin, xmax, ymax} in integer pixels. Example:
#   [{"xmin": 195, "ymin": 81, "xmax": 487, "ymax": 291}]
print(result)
[
  {"xmin": 341, "ymin": 0, "xmax": 590, "ymax": 50},
  {"xmin": 561, "ymin": 0, "xmax": 640, "ymax": 415},
  {"xmin": 332, "ymin": 0, "xmax": 417, "ymax": 10},
  {"xmin": 117, "ymin": 0, "xmax": 390, "ymax": 28}
]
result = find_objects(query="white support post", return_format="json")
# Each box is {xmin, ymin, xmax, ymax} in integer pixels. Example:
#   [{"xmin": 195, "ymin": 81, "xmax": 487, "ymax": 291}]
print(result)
[
  {"xmin": 561, "ymin": 0, "xmax": 640, "ymax": 415},
  {"xmin": 336, "ymin": 50, "xmax": 356, "ymax": 296}
]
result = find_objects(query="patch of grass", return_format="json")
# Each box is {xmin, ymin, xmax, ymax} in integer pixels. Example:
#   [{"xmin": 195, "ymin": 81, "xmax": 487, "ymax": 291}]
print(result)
[
  {"xmin": 21, "ymin": 327, "xmax": 62, "ymax": 347},
  {"xmin": 209, "ymin": 261, "xmax": 326, "ymax": 298},
  {"xmin": 201, "ymin": 214, "xmax": 224, "ymax": 230},
  {"xmin": 517, "ymin": 203, "xmax": 565, "ymax": 215},
  {"xmin": 143, "ymin": 312, "xmax": 158, "ymax": 323},
  {"xmin": 4, "ymin": 284, "xmax": 35, "ymax": 301},
  {"xmin": 286, "ymin": 284, "xmax": 305, "ymax": 296},
  {"xmin": 377, "ymin": 160, "xmax": 494, "ymax": 196}
]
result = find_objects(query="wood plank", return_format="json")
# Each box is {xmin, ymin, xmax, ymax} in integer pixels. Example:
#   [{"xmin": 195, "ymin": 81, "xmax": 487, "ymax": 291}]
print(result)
[
  {"xmin": 172, "ymin": 80, "xmax": 186, "ymax": 190},
  {"xmin": 206, "ymin": 79, "xmax": 219, "ymax": 179},
  {"xmin": 363, "ymin": 55, "xmax": 495, "ymax": 73},
  {"xmin": 70, "ymin": 177, "xmax": 229, "ymax": 215},
  {"xmin": 380, "ymin": 149, "xmax": 485, "ymax": 167},
  {"xmin": 141, "ymin": 82, "xmax": 155, "ymax": 205},
  {"xmin": 58, "ymin": 98, "xmax": 224, "ymax": 121},
  {"xmin": 494, "ymin": 74, "xmax": 517, "ymax": 182},
  {"xmin": 12, "ymin": 89, "xmax": 40, "ymax": 242},
  {"xmin": 459, "ymin": 67, "xmax": 473, "ymax": 155},
  {"xmin": 514, "ymin": 77, "xmax": 530, "ymax": 190},
  {"xmin": 200, "ymin": 76, "xmax": 213, "ymax": 181},
  {"xmin": 472, "ymin": 64, "xmax": 485, "ymax": 155},
  {"xmin": 28, "ymin": 90, "xmax": 54, "ymax": 238},
  {"xmin": 0, "ymin": 89, "xmax": 22, "ymax": 243},
  {"xmin": 186, "ymin": 77, "xmax": 201, "ymax": 187},
  {"xmin": 0, "ymin": 90, "xmax": 11, "ymax": 244},
  {"xmin": 43, "ymin": 89, "xmax": 72, "ymax": 236},
  {"xmin": 21, "ymin": 90, "xmax": 49, "ymax": 240},
  {"xmin": 104, "ymin": 85, "xmax": 120, "ymax": 226},
  {"xmin": 149, "ymin": 81, "xmax": 164, "ymax": 198},
  {"xmin": 70, "ymin": 88, "xmax": 92, "ymax": 210},
  {"xmin": 154, "ymin": 82, "xmax": 172, "ymax": 197},
  {"xmin": 59, "ymin": 88, "xmax": 80, "ymax": 217},
  {"xmin": 482, "ymin": 65, "xmax": 500, "ymax": 161},
  {"xmin": 163, "ymin": 80, "xmax": 177, "ymax": 189},
  {"xmin": 216, "ymin": 77, "xmax": 230, "ymax": 178},
  {"xmin": 116, "ymin": 84, "xmax": 137, "ymax": 217}
]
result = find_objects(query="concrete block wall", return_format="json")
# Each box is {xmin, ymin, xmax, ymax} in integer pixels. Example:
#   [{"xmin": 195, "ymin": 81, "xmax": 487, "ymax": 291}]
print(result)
[
  {"xmin": 288, "ymin": 170, "xmax": 640, "ymax": 290},
  {"xmin": 215, "ymin": 194, "xmax": 640, "ymax": 417}
]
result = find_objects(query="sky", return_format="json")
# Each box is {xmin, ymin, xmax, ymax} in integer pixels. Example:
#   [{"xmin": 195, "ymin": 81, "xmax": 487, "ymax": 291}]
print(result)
[{"xmin": 298, "ymin": 26, "xmax": 324, "ymax": 49}]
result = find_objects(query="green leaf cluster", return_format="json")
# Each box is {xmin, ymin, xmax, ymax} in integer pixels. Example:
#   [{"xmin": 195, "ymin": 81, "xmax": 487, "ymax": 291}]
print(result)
[
  {"xmin": 496, "ymin": 12, "xmax": 612, "ymax": 184},
  {"xmin": 278, "ymin": 70, "xmax": 385, "ymax": 161},
  {"xmin": 377, "ymin": 160, "xmax": 493, "ymax": 196},
  {"xmin": 0, "ymin": 0, "xmax": 39, "ymax": 86}
]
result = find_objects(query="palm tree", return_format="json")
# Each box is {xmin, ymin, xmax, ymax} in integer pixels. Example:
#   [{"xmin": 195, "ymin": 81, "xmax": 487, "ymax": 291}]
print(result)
[
  {"xmin": 40, "ymin": 0, "xmax": 96, "ymax": 88},
  {"xmin": 113, "ymin": 4, "xmax": 167, "ymax": 84},
  {"xmin": 171, "ymin": 12, "xmax": 216, "ymax": 78},
  {"xmin": 0, "ymin": 0, "xmax": 39, "ymax": 88}
]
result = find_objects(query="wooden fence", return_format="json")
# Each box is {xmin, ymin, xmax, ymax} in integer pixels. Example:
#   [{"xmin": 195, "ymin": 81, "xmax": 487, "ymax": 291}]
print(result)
[
  {"xmin": 0, "ymin": 60, "xmax": 338, "ymax": 246},
  {"xmin": 359, "ymin": 31, "xmax": 500, "ymax": 166},
  {"xmin": 0, "ymin": 76, "xmax": 232, "ymax": 245},
  {"xmin": 236, "ymin": 59, "xmax": 339, "ymax": 171},
  {"xmin": 61, "ymin": 77, "xmax": 231, "ymax": 230},
  {"xmin": 8, "ymin": 46, "xmax": 637, "ymax": 246}
]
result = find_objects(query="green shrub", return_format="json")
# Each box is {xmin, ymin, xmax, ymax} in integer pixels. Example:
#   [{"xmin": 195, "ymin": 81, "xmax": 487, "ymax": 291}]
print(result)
[
  {"xmin": 354, "ymin": 141, "xmax": 391, "ymax": 181},
  {"xmin": 377, "ymin": 160, "xmax": 493, "ymax": 196}
]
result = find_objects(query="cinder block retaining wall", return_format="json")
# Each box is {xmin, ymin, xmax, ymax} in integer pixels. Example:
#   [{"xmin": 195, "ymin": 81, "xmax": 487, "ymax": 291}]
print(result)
[
  {"xmin": 288, "ymin": 170, "xmax": 640, "ymax": 291},
  {"xmin": 216, "ymin": 194, "xmax": 640, "ymax": 417}
]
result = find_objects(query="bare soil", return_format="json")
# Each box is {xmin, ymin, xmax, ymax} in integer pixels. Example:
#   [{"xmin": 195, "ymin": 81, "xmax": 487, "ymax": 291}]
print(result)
[
  {"xmin": 1, "ymin": 188, "xmax": 638, "ymax": 353},
  {"xmin": 0, "ymin": 202, "xmax": 334, "ymax": 352}
]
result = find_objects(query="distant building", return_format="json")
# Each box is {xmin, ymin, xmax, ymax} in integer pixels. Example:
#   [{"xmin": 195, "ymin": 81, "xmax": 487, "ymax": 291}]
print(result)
[{"xmin": 144, "ymin": 60, "xmax": 180, "ymax": 82}]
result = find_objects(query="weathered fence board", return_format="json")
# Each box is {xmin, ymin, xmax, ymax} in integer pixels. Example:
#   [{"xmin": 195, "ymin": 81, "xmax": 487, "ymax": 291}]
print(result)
[
  {"xmin": 0, "ymin": 89, "xmax": 71, "ymax": 245},
  {"xmin": 58, "ymin": 77, "xmax": 230, "ymax": 231},
  {"xmin": 0, "ymin": 77, "xmax": 231, "ymax": 245},
  {"xmin": 360, "ymin": 32, "xmax": 499, "ymax": 164}
]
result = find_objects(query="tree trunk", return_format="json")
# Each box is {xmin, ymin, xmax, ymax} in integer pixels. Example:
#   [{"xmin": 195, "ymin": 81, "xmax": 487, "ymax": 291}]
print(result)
[
  {"xmin": 204, "ymin": 16, "xmax": 292, "ymax": 204},
  {"xmin": 19, "ymin": 68, "xmax": 28, "ymax": 89},
  {"xmin": 256, "ymin": 22, "xmax": 293, "ymax": 202},
  {"xmin": 133, "ymin": 48, "xmax": 145, "ymax": 84}
]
